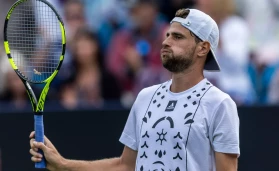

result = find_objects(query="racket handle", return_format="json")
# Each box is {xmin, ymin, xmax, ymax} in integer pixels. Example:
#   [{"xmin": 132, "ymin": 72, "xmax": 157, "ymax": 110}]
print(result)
[{"xmin": 34, "ymin": 115, "xmax": 47, "ymax": 169}]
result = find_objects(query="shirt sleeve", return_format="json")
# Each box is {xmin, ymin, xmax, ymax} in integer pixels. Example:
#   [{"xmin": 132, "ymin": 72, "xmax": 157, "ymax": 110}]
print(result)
[
  {"xmin": 209, "ymin": 97, "xmax": 240, "ymax": 155},
  {"xmin": 119, "ymin": 102, "xmax": 139, "ymax": 151}
]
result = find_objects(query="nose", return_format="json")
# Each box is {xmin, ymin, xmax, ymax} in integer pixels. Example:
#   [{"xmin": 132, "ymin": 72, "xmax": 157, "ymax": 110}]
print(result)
[{"xmin": 162, "ymin": 36, "xmax": 171, "ymax": 48}]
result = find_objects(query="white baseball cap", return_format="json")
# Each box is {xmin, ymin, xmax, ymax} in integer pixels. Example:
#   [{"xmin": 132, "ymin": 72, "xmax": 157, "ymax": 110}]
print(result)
[{"xmin": 171, "ymin": 9, "xmax": 221, "ymax": 71}]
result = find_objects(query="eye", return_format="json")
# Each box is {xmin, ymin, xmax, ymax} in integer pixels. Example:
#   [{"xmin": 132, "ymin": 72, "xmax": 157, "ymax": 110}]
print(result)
[{"xmin": 174, "ymin": 35, "xmax": 182, "ymax": 39}]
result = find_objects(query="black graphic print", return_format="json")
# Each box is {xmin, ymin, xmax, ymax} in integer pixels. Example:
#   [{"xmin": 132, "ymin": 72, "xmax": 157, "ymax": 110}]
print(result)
[
  {"xmin": 142, "ymin": 131, "xmax": 150, "ymax": 138},
  {"xmin": 173, "ymin": 132, "xmax": 182, "ymax": 139},
  {"xmin": 184, "ymin": 113, "xmax": 192, "ymax": 119},
  {"xmin": 148, "ymin": 112, "xmax": 152, "ymax": 118},
  {"xmin": 138, "ymin": 81, "xmax": 212, "ymax": 171},
  {"xmin": 185, "ymin": 119, "xmax": 194, "ymax": 124},
  {"xmin": 153, "ymin": 161, "xmax": 165, "ymax": 166},
  {"xmin": 173, "ymin": 153, "xmax": 182, "ymax": 160},
  {"xmin": 184, "ymin": 113, "xmax": 194, "ymax": 124},
  {"xmin": 143, "ymin": 117, "xmax": 148, "ymax": 123},
  {"xmin": 141, "ymin": 141, "xmax": 149, "ymax": 148},
  {"xmin": 140, "ymin": 152, "xmax": 148, "ymax": 158},
  {"xmin": 156, "ymin": 129, "xmax": 167, "ymax": 145},
  {"xmin": 155, "ymin": 150, "xmax": 166, "ymax": 158},
  {"xmin": 165, "ymin": 100, "xmax": 177, "ymax": 112},
  {"xmin": 174, "ymin": 142, "xmax": 182, "ymax": 150},
  {"xmin": 152, "ymin": 117, "xmax": 174, "ymax": 128}
]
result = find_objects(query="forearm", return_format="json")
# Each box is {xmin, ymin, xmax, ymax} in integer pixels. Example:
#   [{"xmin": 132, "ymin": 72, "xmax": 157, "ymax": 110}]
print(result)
[{"xmin": 59, "ymin": 157, "xmax": 129, "ymax": 171}]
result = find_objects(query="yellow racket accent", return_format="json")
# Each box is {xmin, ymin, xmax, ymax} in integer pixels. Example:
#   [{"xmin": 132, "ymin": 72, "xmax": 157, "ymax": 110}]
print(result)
[
  {"xmin": 60, "ymin": 22, "xmax": 66, "ymax": 44},
  {"xmin": 8, "ymin": 58, "xmax": 18, "ymax": 70},
  {"xmin": 4, "ymin": 41, "xmax": 10, "ymax": 54}
]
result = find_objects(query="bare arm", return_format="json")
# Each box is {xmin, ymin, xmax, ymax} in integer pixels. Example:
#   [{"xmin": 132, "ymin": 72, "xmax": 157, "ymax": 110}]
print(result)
[
  {"xmin": 60, "ymin": 146, "xmax": 137, "ymax": 171},
  {"xmin": 215, "ymin": 152, "xmax": 238, "ymax": 171},
  {"xmin": 30, "ymin": 132, "xmax": 137, "ymax": 171}
]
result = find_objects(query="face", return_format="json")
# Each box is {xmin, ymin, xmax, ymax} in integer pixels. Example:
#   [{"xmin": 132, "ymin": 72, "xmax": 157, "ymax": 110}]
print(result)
[
  {"xmin": 75, "ymin": 37, "xmax": 98, "ymax": 64},
  {"xmin": 64, "ymin": 3, "xmax": 85, "ymax": 39},
  {"xmin": 161, "ymin": 22, "xmax": 198, "ymax": 73},
  {"xmin": 131, "ymin": 3, "xmax": 157, "ymax": 31}
]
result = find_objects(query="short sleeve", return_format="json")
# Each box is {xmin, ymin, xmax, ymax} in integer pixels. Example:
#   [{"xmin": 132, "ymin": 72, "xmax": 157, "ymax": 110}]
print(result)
[
  {"xmin": 209, "ymin": 97, "xmax": 240, "ymax": 155},
  {"xmin": 119, "ymin": 103, "xmax": 139, "ymax": 151}
]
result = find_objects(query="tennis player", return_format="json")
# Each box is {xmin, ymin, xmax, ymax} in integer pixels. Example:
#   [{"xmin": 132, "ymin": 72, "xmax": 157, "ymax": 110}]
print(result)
[{"xmin": 30, "ymin": 8, "xmax": 239, "ymax": 171}]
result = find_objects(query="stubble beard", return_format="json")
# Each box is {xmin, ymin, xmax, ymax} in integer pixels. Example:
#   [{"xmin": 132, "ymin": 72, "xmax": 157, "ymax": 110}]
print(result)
[{"xmin": 161, "ymin": 47, "xmax": 195, "ymax": 73}]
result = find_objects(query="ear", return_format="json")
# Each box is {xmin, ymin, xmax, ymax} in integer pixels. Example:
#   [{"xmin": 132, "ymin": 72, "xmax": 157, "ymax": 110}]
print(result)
[{"xmin": 197, "ymin": 41, "xmax": 211, "ymax": 57}]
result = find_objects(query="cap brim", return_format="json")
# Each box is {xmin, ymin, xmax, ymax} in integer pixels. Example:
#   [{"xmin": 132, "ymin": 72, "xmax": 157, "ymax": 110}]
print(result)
[{"xmin": 204, "ymin": 48, "xmax": 221, "ymax": 72}]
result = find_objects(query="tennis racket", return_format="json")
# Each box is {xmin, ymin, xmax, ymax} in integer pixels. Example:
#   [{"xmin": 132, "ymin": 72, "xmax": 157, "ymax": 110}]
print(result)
[{"xmin": 3, "ymin": 0, "xmax": 66, "ymax": 168}]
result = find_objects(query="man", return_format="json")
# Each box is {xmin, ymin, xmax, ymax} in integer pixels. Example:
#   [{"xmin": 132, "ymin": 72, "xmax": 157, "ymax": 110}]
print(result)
[{"xmin": 30, "ymin": 8, "xmax": 239, "ymax": 171}]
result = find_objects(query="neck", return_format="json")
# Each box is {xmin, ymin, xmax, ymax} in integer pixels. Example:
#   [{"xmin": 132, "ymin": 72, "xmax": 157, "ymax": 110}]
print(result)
[
  {"xmin": 79, "ymin": 61, "xmax": 99, "ymax": 72},
  {"xmin": 170, "ymin": 67, "xmax": 204, "ymax": 93}
]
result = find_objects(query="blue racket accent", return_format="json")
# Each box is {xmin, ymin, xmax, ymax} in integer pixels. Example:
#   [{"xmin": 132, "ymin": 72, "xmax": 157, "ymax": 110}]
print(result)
[{"xmin": 34, "ymin": 114, "xmax": 46, "ymax": 168}]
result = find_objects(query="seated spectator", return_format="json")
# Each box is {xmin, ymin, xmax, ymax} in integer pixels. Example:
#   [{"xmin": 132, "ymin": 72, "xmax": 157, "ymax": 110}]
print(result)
[
  {"xmin": 60, "ymin": 28, "xmax": 121, "ymax": 110},
  {"xmin": 106, "ymin": 0, "xmax": 171, "ymax": 106}
]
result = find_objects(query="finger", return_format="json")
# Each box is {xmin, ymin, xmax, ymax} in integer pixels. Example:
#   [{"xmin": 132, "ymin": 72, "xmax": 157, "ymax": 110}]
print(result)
[
  {"xmin": 29, "ymin": 131, "xmax": 35, "ymax": 138},
  {"xmin": 44, "ymin": 136, "xmax": 56, "ymax": 150},
  {"xmin": 30, "ymin": 138, "xmax": 36, "ymax": 149},
  {"xmin": 29, "ymin": 149, "xmax": 42, "ymax": 158},
  {"xmin": 33, "ymin": 141, "xmax": 48, "ymax": 152},
  {"xmin": 31, "ymin": 156, "xmax": 42, "ymax": 162},
  {"xmin": 30, "ymin": 138, "xmax": 34, "ymax": 148}
]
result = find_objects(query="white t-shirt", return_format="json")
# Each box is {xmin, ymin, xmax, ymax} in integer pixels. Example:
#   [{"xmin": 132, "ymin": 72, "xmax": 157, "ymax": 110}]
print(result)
[{"xmin": 119, "ymin": 78, "xmax": 240, "ymax": 171}]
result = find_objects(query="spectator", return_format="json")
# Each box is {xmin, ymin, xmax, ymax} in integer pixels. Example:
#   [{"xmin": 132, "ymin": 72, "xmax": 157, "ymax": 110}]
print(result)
[
  {"xmin": 106, "ymin": 0, "xmax": 170, "ymax": 106},
  {"xmin": 198, "ymin": 0, "xmax": 256, "ymax": 105},
  {"xmin": 63, "ymin": 0, "xmax": 87, "ymax": 64},
  {"xmin": 0, "ymin": 0, "xmax": 17, "ymax": 94},
  {"xmin": 51, "ymin": 0, "xmax": 88, "ymax": 93},
  {"xmin": 60, "ymin": 28, "xmax": 121, "ymax": 110},
  {"xmin": 0, "ymin": 55, "xmax": 28, "ymax": 110},
  {"xmin": 249, "ymin": 42, "xmax": 279, "ymax": 104}
]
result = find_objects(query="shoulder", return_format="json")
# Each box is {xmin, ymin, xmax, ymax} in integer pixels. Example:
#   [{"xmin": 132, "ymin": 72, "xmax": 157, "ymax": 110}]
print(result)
[
  {"xmin": 135, "ymin": 80, "xmax": 170, "ymax": 104},
  {"xmin": 203, "ymin": 85, "xmax": 237, "ymax": 110}
]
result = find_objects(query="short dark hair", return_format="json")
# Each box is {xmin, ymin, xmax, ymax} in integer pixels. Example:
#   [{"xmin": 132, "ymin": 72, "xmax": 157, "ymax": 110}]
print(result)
[{"xmin": 175, "ymin": 9, "xmax": 202, "ymax": 44}]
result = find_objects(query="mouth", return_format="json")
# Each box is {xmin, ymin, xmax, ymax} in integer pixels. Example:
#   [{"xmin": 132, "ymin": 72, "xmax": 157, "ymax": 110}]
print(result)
[
  {"xmin": 161, "ymin": 49, "xmax": 171, "ymax": 54},
  {"xmin": 153, "ymin": 161, "xmax": 165, "ymax": 166}
]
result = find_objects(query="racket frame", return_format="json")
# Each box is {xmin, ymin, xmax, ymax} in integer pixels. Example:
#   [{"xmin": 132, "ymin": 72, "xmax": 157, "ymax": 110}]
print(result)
[{"xmin": 3, "ymin": 0, "xmax": 66, "ymax": 168}]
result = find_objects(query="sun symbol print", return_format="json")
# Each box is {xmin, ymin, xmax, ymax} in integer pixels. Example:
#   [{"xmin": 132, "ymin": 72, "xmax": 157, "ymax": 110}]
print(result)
[{"xmin": 156, "ymin": 129, "xmax": 167, "ymax": 145}]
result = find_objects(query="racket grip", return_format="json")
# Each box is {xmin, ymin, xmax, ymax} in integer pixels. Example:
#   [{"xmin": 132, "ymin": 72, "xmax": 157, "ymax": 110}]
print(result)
[{"xmin": 34, "ymin": 115, "xmax": 47, "ymax": 169}]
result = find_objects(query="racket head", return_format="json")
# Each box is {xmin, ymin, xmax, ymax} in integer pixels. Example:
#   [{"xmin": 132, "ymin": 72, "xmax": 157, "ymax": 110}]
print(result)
[{"xmin": 3, "ymin": 0, "xmax": 66, "ymax": 84}]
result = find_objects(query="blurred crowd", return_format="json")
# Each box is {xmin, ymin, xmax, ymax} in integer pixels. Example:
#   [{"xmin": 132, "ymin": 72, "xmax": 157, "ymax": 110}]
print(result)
[{"xmin": 0, "ymin": 0, "xmax": 279, "ymax": 111}]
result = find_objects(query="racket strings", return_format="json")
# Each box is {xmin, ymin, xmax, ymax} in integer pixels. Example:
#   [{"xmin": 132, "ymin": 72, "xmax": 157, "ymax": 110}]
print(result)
[{"xmin": 7, "ymin": 0, "xmax": 62, "ymax": 82}]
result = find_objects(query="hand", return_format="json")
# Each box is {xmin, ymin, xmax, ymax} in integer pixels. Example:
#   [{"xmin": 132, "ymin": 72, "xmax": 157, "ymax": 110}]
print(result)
[
  {"xmin": 29, "ymin": 131, "xmax": 66, "ymax": 171},
  {"xmin": 123, "ymin": 46, "xmax": 142, "ymax": 73}
]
